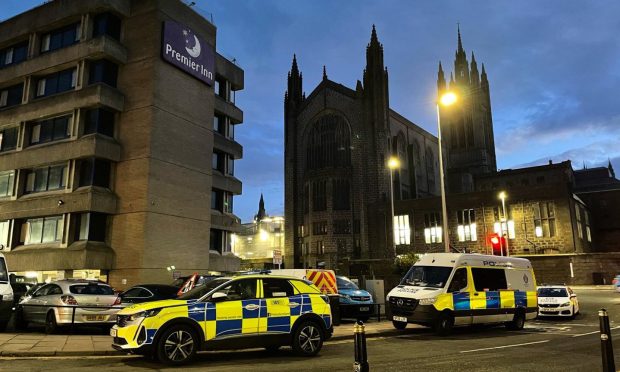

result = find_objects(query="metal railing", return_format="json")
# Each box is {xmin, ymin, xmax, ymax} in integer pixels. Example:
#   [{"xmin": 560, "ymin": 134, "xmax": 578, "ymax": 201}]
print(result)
[{"xmin": 17, "ymin": 303, "xmax": 122, "ymax": 334}]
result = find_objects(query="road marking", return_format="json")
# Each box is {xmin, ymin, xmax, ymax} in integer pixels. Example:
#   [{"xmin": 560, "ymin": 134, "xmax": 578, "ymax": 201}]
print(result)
[
  {"xmin": 460, "ymin": 340, "xmax": 550, "ymax": 353},
  {"xmin": 572, "ymin": 326, "xmax": 620, "ymax": 338}
]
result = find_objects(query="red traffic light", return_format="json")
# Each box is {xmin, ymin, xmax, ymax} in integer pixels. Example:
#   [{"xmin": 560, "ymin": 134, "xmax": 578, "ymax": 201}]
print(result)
[
  {"xmin": 490, "ymin": 236, "xmax": 500, "ymax": 245},
  {"xmin": 488, "ymin": 233, "xmax": 505, "ymax": 256}
]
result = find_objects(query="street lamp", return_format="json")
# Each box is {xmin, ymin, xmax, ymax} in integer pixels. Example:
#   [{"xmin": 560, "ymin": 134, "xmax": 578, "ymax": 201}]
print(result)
[
  {"xmin": 436, "ymin": 91, "xmax": 457, "ymax": 253},
  {"xmin": 387, "ymin": 156, "xmax": 400, "ymax": 256},
  {"xmin": 499, "ymin": 191, "xmax": 510, "ymax": 256}
]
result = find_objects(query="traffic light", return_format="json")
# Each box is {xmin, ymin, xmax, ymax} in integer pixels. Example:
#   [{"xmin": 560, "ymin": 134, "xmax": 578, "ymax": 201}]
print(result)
[{"xmin": 488, "ymin": 233, "xmax": 506, "ymax": 256}]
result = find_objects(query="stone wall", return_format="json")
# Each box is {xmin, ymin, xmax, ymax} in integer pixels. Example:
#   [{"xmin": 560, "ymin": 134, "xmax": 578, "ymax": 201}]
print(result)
[{"xmin": 519, "ymin": 253, "xmax": 620, "ymax": 285}]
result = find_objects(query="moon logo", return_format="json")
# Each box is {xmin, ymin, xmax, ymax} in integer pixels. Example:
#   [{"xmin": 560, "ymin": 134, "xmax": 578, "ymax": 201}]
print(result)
[{"xmin": 183, "ymin": 31, "xmax": 201, "ymax": 58}]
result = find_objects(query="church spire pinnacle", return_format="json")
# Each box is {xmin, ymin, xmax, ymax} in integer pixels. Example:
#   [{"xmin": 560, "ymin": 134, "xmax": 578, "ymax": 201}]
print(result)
[
  {"xmin": 457, "ymin": 23, "xmax": 464, "ymax": 53},
  {"xmin": 322, "ymin": 65, "xmax": 327, "ymax": 80}
]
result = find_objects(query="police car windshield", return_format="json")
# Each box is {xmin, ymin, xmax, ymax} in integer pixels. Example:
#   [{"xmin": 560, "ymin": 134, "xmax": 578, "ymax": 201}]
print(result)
[
  {"xmin": 178, "ymin": 278, "xmax": 228, "ymax": 300},
  {"xmin": 537, "ymin": 288, "xmax": 568, "ymax": 297},
  {"xmin": 400, "ymin": 266, "xmax": 452, "ymax": 288}
]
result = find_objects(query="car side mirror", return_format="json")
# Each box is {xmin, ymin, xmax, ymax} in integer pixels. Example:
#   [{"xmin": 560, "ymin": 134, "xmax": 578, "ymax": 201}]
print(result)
[{"xmin": 211, "ymin": 292, "xmax": 228, "ymax": 302}]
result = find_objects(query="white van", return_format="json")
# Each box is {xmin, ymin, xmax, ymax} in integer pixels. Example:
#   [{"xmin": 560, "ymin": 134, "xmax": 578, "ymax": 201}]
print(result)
[
  {"xmin": 0, "ymin": 253, "xmax": 13, "ymax": 331},
  {"xmin": 386, "ymin": 253, "xmax": 537, "ymax": 335}
]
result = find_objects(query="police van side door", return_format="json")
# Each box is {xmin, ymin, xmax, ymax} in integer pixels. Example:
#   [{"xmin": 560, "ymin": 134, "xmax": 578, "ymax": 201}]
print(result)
[
  {"xmin": 470, "ymin": 267, "xmax": 509, "ymax": 323},
  {"xmin": 447, "ymin": 267, "xmax": 472, "ymax": 326},
  {"xmin": 260, "ymin": 278, "xmax": 296, "ymax": 335}
]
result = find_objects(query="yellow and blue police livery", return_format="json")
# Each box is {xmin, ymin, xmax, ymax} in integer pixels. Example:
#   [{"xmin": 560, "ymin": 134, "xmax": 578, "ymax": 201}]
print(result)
[
  {"xmin": 387, "ymin": 253, "xmax": 537, "ymax": 335},
  {"xmin": 111, "ymin": 275, "xmax": 332, "ymax": 364}
]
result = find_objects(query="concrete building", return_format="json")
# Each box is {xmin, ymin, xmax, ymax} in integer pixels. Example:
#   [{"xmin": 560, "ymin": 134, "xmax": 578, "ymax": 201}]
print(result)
[{"xmin": 0, "ymin": 0, "xmax": 243, "ymax": 287}]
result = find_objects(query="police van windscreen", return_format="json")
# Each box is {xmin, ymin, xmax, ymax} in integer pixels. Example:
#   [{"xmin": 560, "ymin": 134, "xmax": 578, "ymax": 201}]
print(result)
[
  {"xmin": 0, "ymin": 257, "xmax": 8, "ymax": 283},
  {"xmin": 400, "ymin": 266, "xmax": 452, "ymax": 288}
]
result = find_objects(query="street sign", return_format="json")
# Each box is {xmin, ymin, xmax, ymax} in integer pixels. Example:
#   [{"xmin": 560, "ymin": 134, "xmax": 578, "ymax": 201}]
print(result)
[{"xmin": 273, "ymin": 249, "xmax": 282, "ymax": 267}]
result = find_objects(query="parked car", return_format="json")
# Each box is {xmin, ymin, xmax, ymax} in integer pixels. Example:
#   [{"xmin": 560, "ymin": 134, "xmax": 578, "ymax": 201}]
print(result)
[
  {"xmin": 119, "ymin": 284, "xmax": 179, "ymax": 305},
  {"xmin": 19, "ymin": 283, "xmax": 45, "ymax": 302},
  {"xmin": 16, "ymin": 280, "xmax": 121, "ymax": 333},
  {"xmin": 9, "ymin": 282, "xmax": 35, "ymax": 308},
  {"xmin": 537, "ymin": 285, "xmax": 579, "ymax": 318},
  {"xmin": 112, "ymin": 274, "xmax": 333, "ymax": 364},
  {"xmin": 613, "ymin": 275, "xmax": 620, "ymax": 293},
  {"xmin": 0, "ymin": 253, "xmax": 12, "ymax": 332},
  {"xmin": 336, "ymin": 276, "xmax": 375, "ymax": 321}
]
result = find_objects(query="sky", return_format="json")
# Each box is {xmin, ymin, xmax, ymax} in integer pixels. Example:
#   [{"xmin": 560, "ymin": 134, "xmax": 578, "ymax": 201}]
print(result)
[{"xmin": 3, "ymin": 0, "xmax": 620, "ymax": 222}]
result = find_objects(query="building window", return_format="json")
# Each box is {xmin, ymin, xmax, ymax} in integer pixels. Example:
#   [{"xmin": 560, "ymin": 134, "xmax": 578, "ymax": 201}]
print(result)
[
  {"xmin": 84, "ymin": 108, "xmax": 115, "ymax": 137},
  {"xmin": 585, "ymin": 210, "xmax": 591, "ymax": 242},
  {"xmin": 212, "ymin": 151, "xmax": 224, "ymax": 172},
  {"xmin": 0, "ymin": 83, "xmax": 23, "ymax": 108},
  {"xmin": 211, "ymin": 189, "xmax": 222, "ymax": 210},
  {"xmin": 29, "ymin": 115, "xmax": 70, "ymax": 145},
  {"xmin": 533, "ymin": 202, "xmax": 555, "ymax": 238},
  {"xmin": 40, "ymin": 23, "xmax": 80, "ymax": 53},
  {"xmin": 0, "ymin": 126, "xmax": 18, "ymax": 152},
  {"xmin": 0, "ymin": 170, "xmax": 15, "ymax": 198},
  {"xmin": 424, "ymin": 212, "xmax": 442, "ymax": 244},
  {"xmin": 312, "ymin": 221, "xmax": 327, "ymax": 235},
  {"xmin": 0, "ymin": 41, "xmax": 28, "ymax": 68},
  {"xmin": 215, "ymin": 77, "xmax": 230, "ymax": 101},
  {"xmin": 306, "ymin": 114, "xmax": 351, "ymax": 171},
  {"xmin": 93, "ymin": 13, "xmax": 121, "ymax": 40},
  {"xmin": 575, "ymin": 205, "xmax": 583, "ymax": 239},
  {"xmin": 457, "ymin": 209, "xmax": 477, "ymax": 242},
  {"xmin": 75, "ymin": 212, "xmax": 107, "ymax": 241},
  {"xmin": 298, "ymin": 224, "xmax": 306, "ymax": 237},
  {"xmin": 36, "ymin": 68, "xmax": 77, "ymax": 97},
  {"xmin": 24, "ymin": 163, "xmax": 67, "ymax": 194},
  {"xmin": 393, "ymin": 215, "xmax": 411, "ymax": 245},
  {"xmin": 333, "ymin": 219, "xmax": 351, "ymax": 235},
  {"xmin": 493, "ymin": 206, "xmax": 515, "ymax": 239},
  {"xmin": 316, "ymin": 240, "xmax": 324, "ymax": 255},
  {"xmin": 223, "ymin": 192, "xmax": 233, "ymax": 213},
  {"xmin": 226, "ymin": 155, "xmax": 234, "ymax": 176},
  {"xmin": 426, "ymin": 147, "xmax": 435, "ymax": 191},
  {"xmin": 78, "ymin": 158, "xmax": 111, "ymax": 188},
  {"xmin": 89, "ymin": 59, "xmax": 118, "ymax": 87},
  {"xmin": 303, "ymin": 184, "xmax": 309, "ymax": 214},
  {"xmin": 210, "ymin": 229, "xmax": 231, "ymax": 254},
  {"xmin": 25, "ymin": 215, "xmax": 63, "ymax": 245},
  {"xmin": 332, "ymin": 179, "xmax": 350, "ymax": 210},
  {"xmin": 312, "ymin": 180, "xmax": 327, "ymax": 211},
  {"xmin": 0, "ymin": 220, "xmax": 9, "ymax": 249},
  {"xmin": 213, "ymin": 114, "xmax": 226, "ymax": 136}
]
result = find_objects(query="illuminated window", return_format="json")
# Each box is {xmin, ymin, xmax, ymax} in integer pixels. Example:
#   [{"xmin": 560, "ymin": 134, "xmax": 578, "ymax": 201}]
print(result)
[
  {"xmin": 25, "ymin": 215, "xmax": 63, "ymax": 244},
  {"xmin": 393, "ymin": 215, "xmax": 411, "ymax": 245},
  {"xmin": 424, "ymin": 212, "xmax": 442, "ymax": 244},
  {"xmin": 494, "ymin": 206, "xmax": 515, "ymax": 239},
  {"xmin": 316, "ymin": 240, "xmax": 324, "ymax": 255},
  {"xmin": 533, "ymin": 202, "xmax": 555, "ymax": 238},
  {"xmin": 457, "ymin": 209, "xmax": 477, "ymax": 242}
]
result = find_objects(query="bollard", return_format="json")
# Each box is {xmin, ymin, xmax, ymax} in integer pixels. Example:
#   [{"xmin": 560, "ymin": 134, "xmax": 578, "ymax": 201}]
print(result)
[
  {"xmin": 353, "ymin": 320, "xmax": 369, "ymax": 372},
  {"xmin": 599, "ymin": 309, "xmax": 616, "ymax": 372}
]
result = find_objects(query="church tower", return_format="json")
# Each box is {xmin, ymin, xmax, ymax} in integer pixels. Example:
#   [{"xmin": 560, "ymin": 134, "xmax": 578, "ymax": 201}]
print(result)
[{"xmin": 438, "ymin": 27, "xmax": 496, "ymax": 193}]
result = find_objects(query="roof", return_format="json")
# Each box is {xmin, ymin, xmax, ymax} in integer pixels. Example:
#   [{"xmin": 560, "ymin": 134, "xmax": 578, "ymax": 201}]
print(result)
[{"xmin": 416, "ymin": 252, "xmax": 533, "ymax": 269}]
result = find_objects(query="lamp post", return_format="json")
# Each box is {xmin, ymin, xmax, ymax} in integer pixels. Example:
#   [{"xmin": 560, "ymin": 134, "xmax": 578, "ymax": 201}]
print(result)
[
  {"xmin": 436, "ymin": 91, "xmax": 457, "ymax": 253},
  {"xmin": 499, "ymin": 191, "xmax": 510, "ymax": 256},
  {"xmin": 387, "ymin": 156, "xmax": 400, "ymax": 256}
]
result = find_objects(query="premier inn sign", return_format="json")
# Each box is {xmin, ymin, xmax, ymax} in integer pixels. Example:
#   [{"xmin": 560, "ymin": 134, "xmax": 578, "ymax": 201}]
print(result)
[{"xmin": 162, "ymin": 21, "xmax": 215, "ymax": 86}]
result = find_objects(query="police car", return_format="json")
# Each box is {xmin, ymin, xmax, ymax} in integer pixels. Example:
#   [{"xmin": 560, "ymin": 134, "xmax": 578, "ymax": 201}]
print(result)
[
  {"xmin": 111, "ymin": 275, "xmax": 333, "ymax": 364},
  {"xmin": 536, "ymin": 285, "xmax": 579, "ymax": 318}
]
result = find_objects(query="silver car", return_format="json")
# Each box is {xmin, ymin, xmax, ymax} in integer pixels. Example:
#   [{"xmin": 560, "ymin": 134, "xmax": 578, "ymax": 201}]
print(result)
[{"xmin": 16, "ymin": 280, "xmax": 121, "ymax": 333}]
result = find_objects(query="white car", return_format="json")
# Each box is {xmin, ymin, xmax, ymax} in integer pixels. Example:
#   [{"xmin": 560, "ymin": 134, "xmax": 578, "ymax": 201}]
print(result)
[{"xmin": 537, "ymin": 285, "xmax": 579, "ymax": 318}]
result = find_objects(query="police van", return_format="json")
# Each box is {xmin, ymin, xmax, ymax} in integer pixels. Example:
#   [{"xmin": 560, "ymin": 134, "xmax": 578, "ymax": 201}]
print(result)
[
  {"xmin": 0, "ymin": 253, "xmax": 13, "ymax": 331},
  {"xmin": 387, "ymin": 253, "xmax": 537, "ymax": 335}
]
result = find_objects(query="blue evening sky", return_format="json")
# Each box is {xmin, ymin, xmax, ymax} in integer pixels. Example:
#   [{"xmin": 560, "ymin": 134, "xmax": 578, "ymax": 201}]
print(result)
[{"xmin": 3, "ymin": 1, "xmax": 620, "ymax": 222}]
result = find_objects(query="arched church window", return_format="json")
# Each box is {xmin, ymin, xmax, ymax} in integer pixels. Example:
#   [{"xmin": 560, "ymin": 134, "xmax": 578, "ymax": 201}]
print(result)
[
  {"xmin": 305, "ymin": 114, "xmax": 351, "ymax": 170},
  {"xmin": 396, "ymin": 133, "xmax": 410, "ymax": 200}
]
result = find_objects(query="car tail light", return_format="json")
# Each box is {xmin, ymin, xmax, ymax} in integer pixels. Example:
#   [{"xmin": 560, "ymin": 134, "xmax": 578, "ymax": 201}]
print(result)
[
  {"xmin": 61, "ymin": 295, "xmax": 78, "ymax": 305},
  {"xmin": 113, "ymin": 296, "xmax": 122, "ymax": 306}
]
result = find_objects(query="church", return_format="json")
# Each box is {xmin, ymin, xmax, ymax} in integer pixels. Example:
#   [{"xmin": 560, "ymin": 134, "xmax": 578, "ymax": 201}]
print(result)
[{"xmin": 283, "ymin": 26, "xmax": 620, "ymax": 284}]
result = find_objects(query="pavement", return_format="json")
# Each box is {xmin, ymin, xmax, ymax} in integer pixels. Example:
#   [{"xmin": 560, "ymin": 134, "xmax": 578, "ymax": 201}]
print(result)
[{"xmin": 0, "ymin": 319, "xmax": 402, "ymax": 357}]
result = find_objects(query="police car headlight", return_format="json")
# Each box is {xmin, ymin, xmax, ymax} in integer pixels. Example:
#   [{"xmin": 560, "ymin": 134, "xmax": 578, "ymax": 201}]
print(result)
[
  {"xmin": 128, "ymin": 308, "xmax": 161, "ymax": 321},
  {"xmin": 419, "ymin": 297, "xmax": 436, "ymax": 305},
  {"xmin": 560, "ymin": 302, "xmax": 571, "ymax": 307}
]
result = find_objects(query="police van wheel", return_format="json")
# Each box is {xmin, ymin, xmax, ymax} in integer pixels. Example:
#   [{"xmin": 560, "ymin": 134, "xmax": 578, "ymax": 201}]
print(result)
[
  {"xmin": 392, "ymin": 320, "xmax": 407, "ymax": 330},
  {"xmin": 156, "ymin": 325, "xmax": 198, "ymax": 365},
  {"xmin": 292, "ymin": 321, "xmax": 324, "ymax": 356},
  {"xmin": 434, "ymin": 312, "xmax": 454, "ymax": 336},
  {"xmin": 507, "ymin": 311, "xmax": 525, "ymax": 330}
]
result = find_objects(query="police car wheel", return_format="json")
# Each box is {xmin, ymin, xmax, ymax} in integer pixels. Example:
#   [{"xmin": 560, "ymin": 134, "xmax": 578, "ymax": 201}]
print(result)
[
  {"xmin": 434, "ymin": 312, "xmax": 454, "ymax": 336},
  {"xmin": 392, "ymin": 320, "xmax": 407, "ymax": 330},
  {"xmin": 292, "ymin": 321, "xmax": 323, "ymax": 356},
  {"xmin": 156, "ymin": 325, "xmax": 198, "ymax": 364}
]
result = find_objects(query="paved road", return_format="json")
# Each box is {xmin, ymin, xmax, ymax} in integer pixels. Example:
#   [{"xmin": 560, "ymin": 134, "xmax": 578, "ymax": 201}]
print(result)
[{"xmin": 4, "ymin": 289, "xmax": 620, "ymax": 372}]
